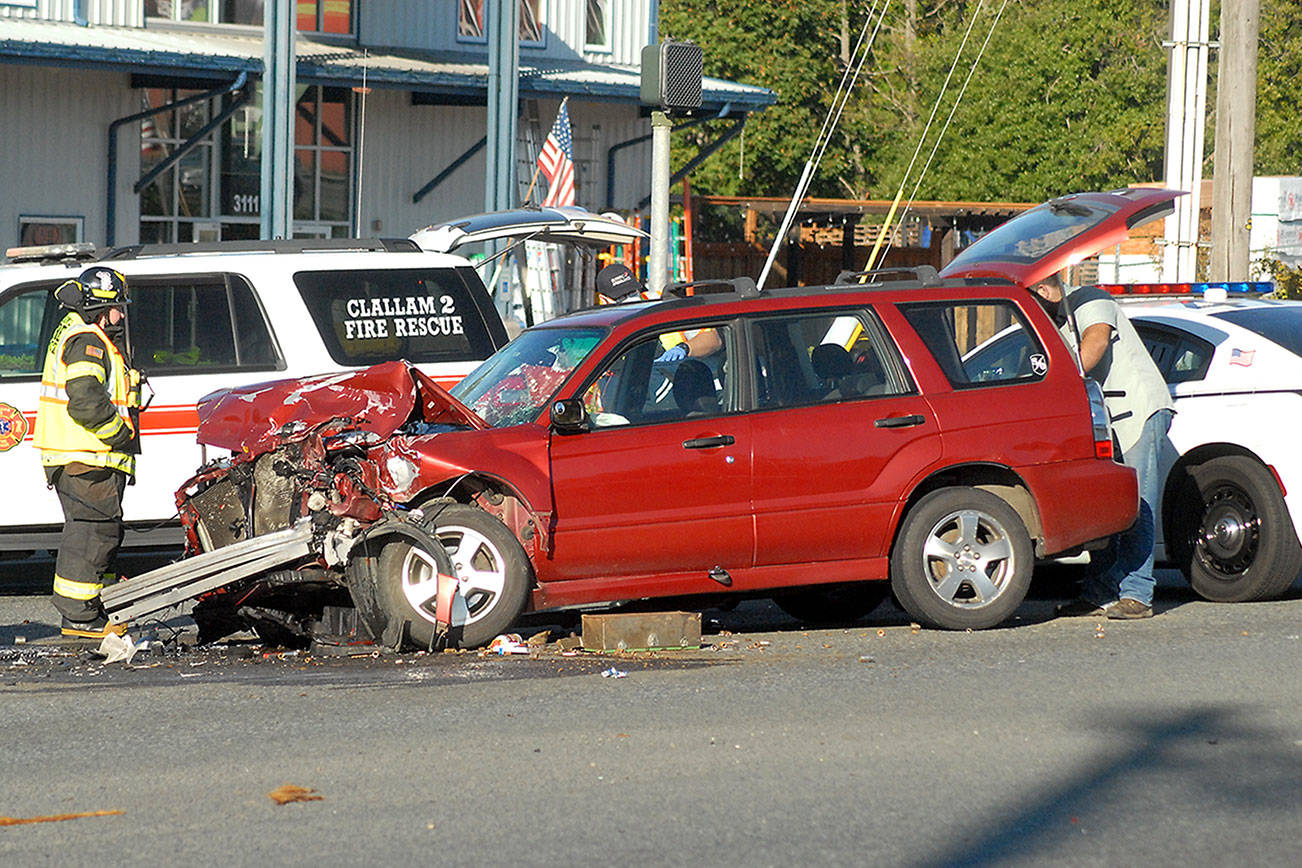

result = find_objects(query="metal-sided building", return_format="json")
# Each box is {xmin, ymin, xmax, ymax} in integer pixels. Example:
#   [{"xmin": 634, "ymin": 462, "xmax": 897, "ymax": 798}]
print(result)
[{"xmin": 0, "ymin": 0, "xmax": 774, "ymax": 250}]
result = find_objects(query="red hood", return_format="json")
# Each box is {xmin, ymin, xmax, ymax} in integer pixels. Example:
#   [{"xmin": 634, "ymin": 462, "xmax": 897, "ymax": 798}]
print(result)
[
  {"xmin": 196, "ymin": 360, "xmax": 486, "ymax": 452},
  {"xmin": 938, "ymin": 188, "xmax": 1183, "ymax": 287}
]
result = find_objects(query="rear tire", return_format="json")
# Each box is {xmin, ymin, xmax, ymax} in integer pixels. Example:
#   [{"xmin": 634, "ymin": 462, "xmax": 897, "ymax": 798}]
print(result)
[
  {"xmin": 1171, "ymin": 456, "xmax": 1302, "ymax": 602},
  {"xmin": 890, "ymin": 488, "xmax": 1033, "ymax": 630}
]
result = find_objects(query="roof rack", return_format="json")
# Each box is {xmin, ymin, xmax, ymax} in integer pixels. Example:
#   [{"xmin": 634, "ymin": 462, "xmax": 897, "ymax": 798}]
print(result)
[
  {"xmin": 99, "ymin": 238, "xmax": 421, "ymax": 260},
  {"xmin": 4, "ymin": 242, "xmax": 99, "ymax": 265},
  {"xmin": 663, "ymin": 277, "xmax": 761, "ymax": 299},
  {"xmin": 835, "ymin": 265, "xmax": 941, "ymax": 286}
]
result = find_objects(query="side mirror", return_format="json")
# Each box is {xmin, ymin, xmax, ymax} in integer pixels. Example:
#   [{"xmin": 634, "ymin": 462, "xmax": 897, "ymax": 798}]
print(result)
[{"xmin": 549, "ymin": 398, "xmax": 589, "ymax": 433}]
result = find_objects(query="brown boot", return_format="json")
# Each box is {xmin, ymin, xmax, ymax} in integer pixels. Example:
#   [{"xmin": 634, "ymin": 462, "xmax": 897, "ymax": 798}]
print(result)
[{"xmin": 1106, "ymin": 598, "xmax": 1153, "ymax": 620}]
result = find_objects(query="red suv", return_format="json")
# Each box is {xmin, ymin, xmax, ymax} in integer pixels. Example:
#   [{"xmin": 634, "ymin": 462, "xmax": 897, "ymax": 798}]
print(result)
[{"xmin": 125, "ymin": 190, "xmax": 1175, "ymax": 648}]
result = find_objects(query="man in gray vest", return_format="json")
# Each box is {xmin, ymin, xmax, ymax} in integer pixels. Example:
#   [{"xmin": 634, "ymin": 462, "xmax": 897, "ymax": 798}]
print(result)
[{"xmin": 1032, "ymin": 274, "xmax": 1174, "ymax": 619}]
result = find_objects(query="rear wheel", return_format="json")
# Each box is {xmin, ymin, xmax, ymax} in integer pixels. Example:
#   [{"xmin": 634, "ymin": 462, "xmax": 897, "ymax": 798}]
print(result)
[
  {"xmin": 772, "ymin": 582, "xmax": 889, "ymax": 625},
  {"xmin": 890, "ymin": 488, "xmax": 1033, "ymax": 630},
  {"xmin": 1171, "ymin": 456, "xmax": 1302, "ymax": 602}
]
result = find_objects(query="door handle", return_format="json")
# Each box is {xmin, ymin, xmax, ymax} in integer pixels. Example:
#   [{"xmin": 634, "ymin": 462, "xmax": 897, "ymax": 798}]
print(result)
[
  {"xmin": 683, "ymin": 434, "xmax": 735, "ymax": 449},
  {"xmin": 874, "ymin": 414, "xmax": 926, "ymax": 429}
]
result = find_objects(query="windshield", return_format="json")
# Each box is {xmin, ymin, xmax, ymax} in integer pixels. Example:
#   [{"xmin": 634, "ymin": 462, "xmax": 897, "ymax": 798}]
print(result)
[
  {"xmin": 1212, "ymin": 306, "xmax": 1302, "ymax": 356},
  {"xmin": 945, "ymin": 199, "xmax": 1123, "ymax": 271},
  {"xmin": 451, "ymin": 327, "xmax": 606, "ymax": 428}
]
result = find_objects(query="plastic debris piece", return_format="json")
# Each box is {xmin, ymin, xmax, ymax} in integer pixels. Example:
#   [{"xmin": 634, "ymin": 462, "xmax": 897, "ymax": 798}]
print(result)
[
  {"xmin": 268, "ymin": 784, "xmax": 323, "ymax": 805},
  {"xmin": 600, "ymin": 667, "xmax": 627, "ymax": 678},
  {"xmin": 97, "ymin": 632, "xmax": 138, "ymax": 665},
  {"xmin": 0, "ymin": 810, "xmax": 124, "ymax": 826},
  {"xmin": 487, "ymin": 633, "xmax": 530, "ymax": 655}
]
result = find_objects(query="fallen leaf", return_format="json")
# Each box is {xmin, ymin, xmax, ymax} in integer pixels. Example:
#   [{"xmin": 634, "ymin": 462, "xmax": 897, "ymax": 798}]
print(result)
[
  {"xmin": 0, "ymin": 810, "xmax": 123, "ymax": 826},
  {"xmin": 268, "ymin": 784, "xmax": 323, "ymax": 805}
]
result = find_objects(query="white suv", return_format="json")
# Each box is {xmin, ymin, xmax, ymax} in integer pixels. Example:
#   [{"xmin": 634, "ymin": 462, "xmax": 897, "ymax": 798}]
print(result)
[{"xmin": 0, "ymin": 238, "xmax": 509, "ymax": 554}]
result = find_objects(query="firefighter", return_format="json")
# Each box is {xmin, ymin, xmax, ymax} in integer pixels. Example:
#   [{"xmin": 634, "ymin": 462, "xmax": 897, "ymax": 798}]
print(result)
[{"xmin": 33, "ymin": 266, "xmax": 142, "ymax": 639}]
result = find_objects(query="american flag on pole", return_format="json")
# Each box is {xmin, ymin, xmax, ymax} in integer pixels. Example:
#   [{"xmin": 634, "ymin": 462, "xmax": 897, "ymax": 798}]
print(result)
[{"xmin": 538, "ymin": 99, "xmax": 576, "ymax": 207}]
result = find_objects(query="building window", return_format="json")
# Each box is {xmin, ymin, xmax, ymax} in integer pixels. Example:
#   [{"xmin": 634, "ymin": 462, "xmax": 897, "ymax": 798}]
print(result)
[
  {"xmin": 145, "ymin": 0, "xmax": 352, "ymax": 33},
  {"xmin": 139, "ymin": 89, "xmax": 216, "ymax": 244},
  {"xmin": 292, "ymin": 86, "xmax": 353, "ymax": 235},
  {"xmin": 458, "ymin": 0, "xmax": 545, "ymax": 46},
  {"xmin": 17, "ymin": 216, "xmax": 83, "ymax": 247},
  {"xmin": 585, "ymin": 0, "xmax": 609, "ymax": 51}
]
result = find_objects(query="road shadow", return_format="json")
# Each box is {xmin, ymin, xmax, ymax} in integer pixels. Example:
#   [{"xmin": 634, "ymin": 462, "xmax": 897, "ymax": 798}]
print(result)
[{"xmin": 911, "ymin": 705, "xmax": 1302, "ymax": 867}]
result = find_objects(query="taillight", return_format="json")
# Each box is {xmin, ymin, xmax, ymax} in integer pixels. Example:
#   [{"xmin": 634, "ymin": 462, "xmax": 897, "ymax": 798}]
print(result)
[{"xmin": 1085, "ymin": 379, "xmax": 1115, "ymax": 460}]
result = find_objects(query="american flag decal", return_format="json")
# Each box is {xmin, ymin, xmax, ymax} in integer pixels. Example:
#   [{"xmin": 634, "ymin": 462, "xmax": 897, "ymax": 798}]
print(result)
[{"xmin": 1230, "ymin": 348, "xmax": 1255, "ymax": 366}]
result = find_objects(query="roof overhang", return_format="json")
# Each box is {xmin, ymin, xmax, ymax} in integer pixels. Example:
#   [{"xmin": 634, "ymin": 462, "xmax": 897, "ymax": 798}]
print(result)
[{"xmin": 0, "ymin": 21, "xmax": 776, "ymax": 114}]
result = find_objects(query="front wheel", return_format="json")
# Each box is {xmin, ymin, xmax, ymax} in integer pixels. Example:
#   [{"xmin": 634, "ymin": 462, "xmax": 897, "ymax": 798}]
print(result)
[
  {"xmin": 1172, "ymin": 456, "xmax": 1302, "ymax": 602},
  {"xmin": 890, "ymin": 488, "xmax": 1033, "ymax": 630},
  {"xmin": 377, "ymin": 505, "xmax": 531, "ymax": 649}
]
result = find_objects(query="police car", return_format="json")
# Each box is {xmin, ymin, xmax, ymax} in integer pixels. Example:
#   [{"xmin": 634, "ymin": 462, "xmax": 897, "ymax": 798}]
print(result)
[{"xmin": 1112, "ymin": 281, "xmax": 1302, "ymax": 602}]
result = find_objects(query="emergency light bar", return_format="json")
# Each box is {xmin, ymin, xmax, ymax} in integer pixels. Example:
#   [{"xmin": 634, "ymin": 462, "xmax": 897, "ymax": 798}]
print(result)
[
  {"xmin": 1094, "ymin": 281, "xmax": 1274, "ymax": 296},
  {"xmin": 4, "ymin": 242, "xmax": 97, "ymax": 264}
]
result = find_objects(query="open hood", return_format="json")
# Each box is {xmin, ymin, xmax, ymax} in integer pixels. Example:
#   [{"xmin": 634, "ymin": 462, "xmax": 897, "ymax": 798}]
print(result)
[
  {"xmin": 196, "ymin": 360, "xmax": 485, "ymax": 452},
  {"xmin": 938, "ymin": 188, "xmax": 1183, "ymax": 287},
  {"xmin": 410, "ymin": 206, "xmax": 648, "ymax": 254}
]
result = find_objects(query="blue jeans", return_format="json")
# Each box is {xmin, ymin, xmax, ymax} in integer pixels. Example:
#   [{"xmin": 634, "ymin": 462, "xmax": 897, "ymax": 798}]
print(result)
[{"xmin": 1085, "ymin": 408, "xmax": 1173, "ymax": 607}]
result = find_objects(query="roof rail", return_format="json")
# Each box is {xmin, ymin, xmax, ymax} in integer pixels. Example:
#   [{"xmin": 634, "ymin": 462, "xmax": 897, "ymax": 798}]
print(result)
[
  {"xmin": 664, "ymin": 277, "xmax": 761, "ymax": 299},
  {"xmin": 99, "ymin": 238, "xmax": 421, "ymax": 260},
  {"xmin": 5, "ymin": 242, "xmax": 99, "ymax": 265},
  {"xmin": 835, "ymin": 265, "xmax": 941, "ymax": 286}
]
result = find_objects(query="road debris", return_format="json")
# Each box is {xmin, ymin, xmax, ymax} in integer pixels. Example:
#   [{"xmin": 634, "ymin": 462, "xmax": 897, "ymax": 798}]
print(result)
[
  {"xmin": 600, "ymin": 667, "xmax": 628, "ymax": 679},
  {"xmin": 0, "ymin": 810, "xmax": 124, "ymax": 826},
  {"xmin": 267, "ymin": 784, "xmax": 323, "ymax": 805},
  {"xmin": 97, "ymin": 632, "xmax": 141, "ymax": 665},
  {"xmin": 486, "ymin": 633, "xmax": 529, "ymax": 655}
]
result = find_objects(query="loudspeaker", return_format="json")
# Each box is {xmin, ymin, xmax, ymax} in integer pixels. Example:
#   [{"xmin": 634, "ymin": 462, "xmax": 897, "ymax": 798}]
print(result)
[{"xmin": 640, "ymin": 40, "xmax": 703, "ymax": 112}]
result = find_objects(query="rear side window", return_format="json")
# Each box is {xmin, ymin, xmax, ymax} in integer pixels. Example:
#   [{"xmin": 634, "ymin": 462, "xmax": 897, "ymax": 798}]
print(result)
[
  {"xmin": 750, "ymin": 309, "xmax": 910, "ymax": 409},
  {"xmin": 900, "ymin": 300, "xmax": 1048, "ymax": 388},
  {"xmin": 131, "ymin": 275, "xmax": 282, "ymax": 374},
  {"xmin": 295, "ymin": 266, "xmax": 503, "ymax": 366},
  {"xmin": 0, "ymin": 283, "xmax": 62, "ymax": 378},
  {"xmin": 1134, "ymin": 323, "xmax": 1214, "ymax": 384}
]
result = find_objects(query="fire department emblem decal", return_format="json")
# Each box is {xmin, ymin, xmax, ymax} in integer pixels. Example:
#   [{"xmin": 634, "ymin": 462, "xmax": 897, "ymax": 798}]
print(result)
[{"xmin": 0, "ymin": 403, "xmax": 28, "ymax": 452}]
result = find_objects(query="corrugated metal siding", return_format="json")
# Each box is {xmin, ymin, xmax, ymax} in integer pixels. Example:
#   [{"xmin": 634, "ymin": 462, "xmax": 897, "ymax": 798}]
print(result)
[
  {"xmin": 0, "ymin": 64, "xmax": 137, "ymax": 250},
  {"xmin": 0, "ymin": 0, "xmax": 141, "ymax": 27},
  {"xmin": 360, "ymin": 0, "xmax": 651, "ymax": 66}
]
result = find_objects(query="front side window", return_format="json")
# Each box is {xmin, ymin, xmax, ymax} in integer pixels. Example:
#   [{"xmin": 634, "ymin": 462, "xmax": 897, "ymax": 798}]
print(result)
[
  {"xmin": 581, "ymin": 324, "xmax": 734, "ymax": 428},
  {"xmin": 900, "ymin": 300, "xmax": 1048, "ymax": 388},
  {"xmin": 453, "ymin": 327, "xmax": 605, "ymax": 428},
  {"xmin": 296, "ymin": 267, "xmax": 501, "ymax": 368},
  {"xmin": 130, "ymin": 275, "xmax": 281, "ymax": 373},
  {"xmin": 750, "ymin": 309, "xmax": 908, "ymax": 410}
]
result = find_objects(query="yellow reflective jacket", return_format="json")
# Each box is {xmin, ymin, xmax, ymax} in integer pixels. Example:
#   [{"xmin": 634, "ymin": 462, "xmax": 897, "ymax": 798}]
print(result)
[{"xmin": 33, "ymin": 312, "xmax": 136, "ymax": 476}]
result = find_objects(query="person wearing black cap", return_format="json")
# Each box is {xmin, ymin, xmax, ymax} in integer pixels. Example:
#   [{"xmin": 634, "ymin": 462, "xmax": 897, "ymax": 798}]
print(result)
[{"xmin": 32, "ymin": 266, "xmax": 142, "ymax": 639}]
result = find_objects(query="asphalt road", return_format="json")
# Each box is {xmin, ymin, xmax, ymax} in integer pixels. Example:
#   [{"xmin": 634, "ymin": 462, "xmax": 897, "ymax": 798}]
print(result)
[{"xmin": 1, "ymin": 559, "xmax": 1300, "ymax": 867}]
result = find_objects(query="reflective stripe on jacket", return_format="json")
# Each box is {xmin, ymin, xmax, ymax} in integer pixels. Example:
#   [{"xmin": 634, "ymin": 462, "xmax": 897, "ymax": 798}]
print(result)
[{"xmin": 33, "ymin": 312, "xmax": 136, "ymax": 476}]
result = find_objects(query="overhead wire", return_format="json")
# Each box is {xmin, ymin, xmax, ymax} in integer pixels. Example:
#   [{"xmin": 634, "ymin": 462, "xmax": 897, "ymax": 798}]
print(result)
[
  {"xmin": 757, "ymin": 0, "xmax": 893, "ymax": 289},
  {"xmin": 861, "ymin": 0, "xmax": 989, "ymax": 275},
  {"xmin": 878, "ymin": 0, "xmax": 1011, "ymax": 267}
]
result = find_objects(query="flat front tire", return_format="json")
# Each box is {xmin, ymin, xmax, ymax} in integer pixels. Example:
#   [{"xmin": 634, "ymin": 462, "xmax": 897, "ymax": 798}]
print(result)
[
  {"xmin": 890, "ymin": 488, "xmax": 1033, "ymax": 630},
  {"xmin": 377, "ymin": 505, "xmax": 531, "ymax": 649}
]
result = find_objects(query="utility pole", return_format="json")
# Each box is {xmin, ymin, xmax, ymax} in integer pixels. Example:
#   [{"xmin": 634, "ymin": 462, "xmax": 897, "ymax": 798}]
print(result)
[
  {"xmin": 1209, "ymin": 0, "xmax": 1259, "ymax": 280},
  {"xmin": 260, "ymin": 0, "xmax": 296, "ymax": 239},
  {"xmin": 1161, "ymin": 0, "xmax": 1210, "ymax": 283}
]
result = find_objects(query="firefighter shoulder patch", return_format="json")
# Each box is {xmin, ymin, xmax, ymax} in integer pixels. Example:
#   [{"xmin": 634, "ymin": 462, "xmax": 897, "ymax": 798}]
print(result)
[{"xmin": 85, "ymin": 345, "xmax": 104, "ymax": 359}]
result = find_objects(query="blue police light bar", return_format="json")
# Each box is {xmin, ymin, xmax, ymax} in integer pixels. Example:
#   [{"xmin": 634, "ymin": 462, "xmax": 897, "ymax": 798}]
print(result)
[{"xmin": 1096, "ymin": 281, "xmax": 1275, "ymax": 296}]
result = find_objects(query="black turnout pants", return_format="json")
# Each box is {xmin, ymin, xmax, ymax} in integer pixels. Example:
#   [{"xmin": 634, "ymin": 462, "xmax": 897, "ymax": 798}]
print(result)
[{"xmin": 52, "ymin": 465, "xmax": 127, "ymax": 622}]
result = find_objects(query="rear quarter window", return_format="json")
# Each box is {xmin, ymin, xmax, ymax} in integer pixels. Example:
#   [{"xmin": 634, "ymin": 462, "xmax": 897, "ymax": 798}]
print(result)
[
  {"xmin": 899, "ymin": 299, "xmax": 1049, "ymax": 388},
  {"xmin": 295, "ymin": 266, "xmax": 504, "ymax": 366}
]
